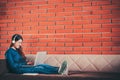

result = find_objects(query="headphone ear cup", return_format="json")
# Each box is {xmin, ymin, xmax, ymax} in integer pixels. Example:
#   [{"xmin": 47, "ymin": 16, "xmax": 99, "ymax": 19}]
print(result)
[{"xmin": 12, "ymin": 40, "xmax": 15, "ymax": 43}]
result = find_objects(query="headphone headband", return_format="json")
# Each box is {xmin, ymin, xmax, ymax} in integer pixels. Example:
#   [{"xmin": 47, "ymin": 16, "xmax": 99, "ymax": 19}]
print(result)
[{"xmin": 12, "ymin": 35, "xmax": 17, "ymax": 43}]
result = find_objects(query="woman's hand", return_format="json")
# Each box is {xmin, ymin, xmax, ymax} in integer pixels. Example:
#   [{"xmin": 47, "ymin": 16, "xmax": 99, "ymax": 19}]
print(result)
[{"xmin": 27, "ymin": 61, "xmax": 33, "ymax": 65}]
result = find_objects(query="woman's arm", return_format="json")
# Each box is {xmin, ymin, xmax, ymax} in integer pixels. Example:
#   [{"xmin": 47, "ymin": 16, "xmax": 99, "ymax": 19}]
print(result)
[{"xmin": 5, "ymin": 51, "xmax": 23, "ymax": 69}]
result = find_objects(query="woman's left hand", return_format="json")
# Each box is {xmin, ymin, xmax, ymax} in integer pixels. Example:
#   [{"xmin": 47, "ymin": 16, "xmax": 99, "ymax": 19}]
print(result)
[{"xmin": 27, "ymin": 61, "xmax": 33, "ymax": 65}]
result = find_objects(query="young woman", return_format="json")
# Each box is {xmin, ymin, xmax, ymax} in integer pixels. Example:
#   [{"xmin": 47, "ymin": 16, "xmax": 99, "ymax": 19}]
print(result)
[{"xmin": 5, "ymin": 34, "xmax": 67, "ymax": 74}]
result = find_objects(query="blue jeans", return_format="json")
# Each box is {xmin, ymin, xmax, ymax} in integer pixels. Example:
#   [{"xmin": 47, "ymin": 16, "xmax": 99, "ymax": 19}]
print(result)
[{"xmin": 15, "ymin": 64, "xmax": 59, "ymax": 74}]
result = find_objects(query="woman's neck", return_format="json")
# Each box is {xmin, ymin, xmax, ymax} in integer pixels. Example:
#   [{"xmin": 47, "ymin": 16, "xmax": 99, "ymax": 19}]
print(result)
[{"xmin": 11, "ymin": 46, "xmax": 16, "ymax": 50}]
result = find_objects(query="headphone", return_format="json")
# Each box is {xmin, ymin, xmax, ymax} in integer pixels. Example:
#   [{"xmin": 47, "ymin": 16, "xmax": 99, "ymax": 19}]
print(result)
[{"xmin": 12, "ymin": 35, "xmax": 17, "ymax": 43}]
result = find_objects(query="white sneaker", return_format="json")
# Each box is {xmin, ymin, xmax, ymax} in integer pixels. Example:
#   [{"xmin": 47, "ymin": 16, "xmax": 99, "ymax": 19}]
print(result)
[{"xmin": 58, "ymin": 60, "xmax": 67, "ymax": 74}]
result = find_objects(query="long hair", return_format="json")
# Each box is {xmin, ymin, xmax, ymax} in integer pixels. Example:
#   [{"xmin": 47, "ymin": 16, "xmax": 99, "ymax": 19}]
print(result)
[{"xmin": 10, "ymin": 34, "xmax": 26, "ymax": 59}]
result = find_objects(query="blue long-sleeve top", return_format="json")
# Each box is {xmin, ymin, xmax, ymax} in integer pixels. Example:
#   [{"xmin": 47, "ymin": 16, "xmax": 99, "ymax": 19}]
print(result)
[{"xmin": 5, "ymin": 48, "xmax": 27, "ymax": 73}]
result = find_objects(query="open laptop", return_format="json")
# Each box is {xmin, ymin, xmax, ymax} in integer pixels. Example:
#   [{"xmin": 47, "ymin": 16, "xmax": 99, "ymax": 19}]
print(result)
[{"xmin": 22, "ymin": 51, "xmax": 47, "ymax": 67}]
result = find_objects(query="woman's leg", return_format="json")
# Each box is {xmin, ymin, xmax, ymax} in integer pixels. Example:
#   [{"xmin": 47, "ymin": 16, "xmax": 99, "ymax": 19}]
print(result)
[{"xmin": 17, "ymin": 65, "xmax": 59, "ymax": 74}]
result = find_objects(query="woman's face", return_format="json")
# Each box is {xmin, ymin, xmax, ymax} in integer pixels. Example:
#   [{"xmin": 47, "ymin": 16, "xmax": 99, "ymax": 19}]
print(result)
[{"xmin": 14, "ymin": 39, "xmax": 23, "ymax": 49}]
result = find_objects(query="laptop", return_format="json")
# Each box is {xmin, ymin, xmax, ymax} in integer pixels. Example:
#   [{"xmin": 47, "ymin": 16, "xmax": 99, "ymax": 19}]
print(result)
[{"xmin": 22, "ymin": 51, "xmax": 47, "ymax": 67}]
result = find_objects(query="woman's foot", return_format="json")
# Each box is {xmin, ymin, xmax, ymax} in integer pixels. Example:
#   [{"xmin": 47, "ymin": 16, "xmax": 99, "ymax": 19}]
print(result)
[{"xmin": 58, "ymin": 60, "xmax": 67, "ymax": 74}]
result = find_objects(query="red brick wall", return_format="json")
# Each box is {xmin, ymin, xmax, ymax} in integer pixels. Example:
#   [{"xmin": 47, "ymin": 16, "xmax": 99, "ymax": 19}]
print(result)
[{"xmin": 0, "ymin": 0, "xmax": 120, "ymax": 57}]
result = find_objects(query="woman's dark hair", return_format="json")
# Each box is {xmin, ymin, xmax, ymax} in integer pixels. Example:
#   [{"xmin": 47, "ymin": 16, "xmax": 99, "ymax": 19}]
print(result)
[{"xmin": 10, "ymin": 34, "xmax": 26, "ymax": 59}]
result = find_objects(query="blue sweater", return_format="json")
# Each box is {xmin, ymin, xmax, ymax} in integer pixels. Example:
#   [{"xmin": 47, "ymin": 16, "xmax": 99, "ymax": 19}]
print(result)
[{"xmin": 5, "ymin": 48, "xmax": 58, "ymax": 74}]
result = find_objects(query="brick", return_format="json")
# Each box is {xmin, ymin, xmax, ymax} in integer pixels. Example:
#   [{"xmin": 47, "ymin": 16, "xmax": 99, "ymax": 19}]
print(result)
[
  {"xmin": 65, "ymin": 51, "xmax": 83, "ymax": 54},
  {"xmin": 6, "ymin": 3, "xmax": 16, "ymax": 7},
  {"xmin": 102, "ymin": 42, "xmax": 120, "ymax": 46},
  {"xmin": 65, "ymin": 34, "xmax": 82, "ymax": 38},
  {"xmin": 92, "ymin": 19, "xmax": 111, "ymax": 24},
  {"xmin": 56, "ymin": 29, "xmax": 72, "ymax": 33},
  {"xmin": 84, "ymin": 42, "xmax": 101, "ymax": 47},
  {"xmin": 8, "ymin": 0, "xmax": 22, "ymax": 2},
  {"xmin": 74, "ymin": 20, "xmax": 91, "ymax": 25},
  {"xmin": 83, "ymin": 15, "xmax": 101, "ymax": 19},
  {"xmin": 39, "ymin": 13, "xmax": 55, "ymax": 17},
  {"xmin": 74, "ymin": 38, "xmax": 91, "ymax": 42},
  {"xmin": 31, "ymin": 35, "xmax": 47, "ymax": 38},
  {"xmin": 48, "ymin": 17, "xmax": 64, "ymax": 21},
  {"xmin": 56, "ymin": 47, "xmax": 72, "ymax": 51},
  {"xmin": 8, "ymin": 15, "xmax": 22, "ymax": 19},
  {"xmin": 48, "ymin": 0, "xmax": 64, "ymax": 4},
  {"xmin": 102, "ymin": 51, "xmax": 120, "ymax": 54},
  {"xmin": 56, "ymin": 21, "xmax": 72, "ymax": 25},
  {"xmin": 92, "ymin": 47, "xmax": 111, "ymax": 51},
  {"xmin": 65, "ymin": 16, "xmax": 82, "ymax": 20},
  {"xmin": 24, "ymin": 39, "xmax": 38, "ymax": 43},
  {"xmin": 74, "ymin": 47, "xmax": 91, "ymax": 51},
  {"xmin": 74, "ymin": 29, "xmax": 91, "ymax": 33},
  {"xmin": 23, "ymin": 6, "xmax": 38, "ymax": 10},
  {"xmin": 0, "ymin": 39, "xmax": 7, "ymax": 43},
  {"xmin": 92, "ymin": 38, "xmax": 111, "ymax": 42},
  {"xmin": 15, "ymin": 19, "xmax": 30, "ymax": 22},
  {"xmin": 83, "ymin": 51, "xmax": 101, "ymax": 54},
  {"xmin": 16, "ymin": 2, "xmax": 31, "ymax": 7},
  {"xmin": 31, "ymin": 17, "xmax": 47, "ymax": 22},
  {"xmin": 40, "ymin": 4, "xmax": 55, "ymax": 9},
  {"xmin": 1, "ymin": 35, "xmax": 11, "ymax": 39},
  {"xmin": 39, "ymin": 30, "xmax": 55, "ymax": 34},
  {"xmin": 112, "ymin": 37, "xmax": 120, "ymax": 41},
  {"xmin": 23, "ymin": 14, "xmax": 38, "ymax": 18},
  {"xmin": 48, "ymin": 34, "xmax": 64, "ymax": 38},
  {"xmin": 102, "ymin": 33, "xmax": 120, "ymax": 37},
  {"xmin": 92, "ymin": 28, "xmax": 111, "ymax": 32},
  {"xmin": 0, "ymin": 23, "xmax": 7, "ymax": 27},
  {"xmin": 83, "ymin": 6, "xmax": 100, "ymax": 10},
  {"xmin": 112, "ymin": 28, "xmax": 120, "ymax": 32},
  {"xmin": 48, "ymin": 51, "xmax": 65, "ymax": 54},
  {"xmin": 56, "ymin": 3, "xmax": 72, "ymax": 7},
  {"xmin": 39, "ymin": 21, "xmax": 55, "ymax": 26},
  {"xmin": 32, "ymin": 1, "xmax": 47, "ymax": 5},
  {"xmin": 56, "ymin": 12, "xmax": 73, "ymax": 16},
  {"xmin": 92, "ymin": 1, "xmax": 111, "ymax": 6},
  {"xmin": 39, "ymin": 38, "xmax": 55, "ymax": 42},
  {"xmin": 74, "ymin": 2, "xmax": 91, "ymax": 6},
  {"xmin": 83, "ymin": 33, "xmax": 101, "ymax": 37},
  {"xmin": 0, "ymin": 19, "xmax": 14, "ymax": 23},
  {"xmin": 65, "ymin": 25, "xmax": 82, "ymax": 29},
  {"xmin": 65, "ymin": 7, "xmax": 82, "ymax": 12},
  {"xmin": 15, "ymin": 26, "xmax": 30, "ymax": 30},
  {"xmin": 102, "ymin": 24, "xmax": 120, "ymax": 28},
  {"xmin": 102, "ymin": 5, "xmax": 120, "ymax": 10},
  {"xmin": 31, "ymin": 9, "xmax": 47, "ymax": 13},
  {"xmin": 112, "ymin": 19, "xmax": 120, "ymax": 23},
  {"xmin": 23, "ymin": 22, "xmax": 38, "ymax": 26},
  {"xmin": 39, "ymin": 47, "xmax": 55, "ymax": 51},
  {"xmin": 48, "ymin": 25, "xmax": 64, "ymax": 29},
  {"xmin": 112, "ymin": 10, "xmax": 120, "ymax": 14},
  {"xmin": 83, "ymin": 24, "xmax": 101, "ymax": 28},
  {"xmin": 0, "ymin": 31, "xmax": 7, "ymax": 35},
  {"xmin": 23, "ymin": 30, "xmax": 39, "ymax": 34},
  {"xmin": 31, "ymin": 43, "xmax": 47, "ymax": 47},
  {"xmin": 92, "ymin": 10, "xmax": 111, "ymax": 15},
  {"xmin": 1, "ymin": 27, "xmax": 15, "ymax": 31},
  {"xmin": 74, "ymin": 11, "xmax": 91, "ymax": 15},
  {"xmin": 65, "ymin": 43, "xmax": 82, "ymax": 47},
  {"xmin": 65, "ymin": 0, "xmax": 82, "ymax": 3},
  {"xmin": 8, "ymin": 31, "xmax": 23, "ymax": 35},
  {"xmin": 102, "ymin": 14, "xmax": 120, "ymax": 19},
  {"xmin": 48, "ymin": 43, "xmax": 64, "ymax": 47},
  {"xmin": 112, "ymin": 47, "xmax": 120, "ymax": 51},
  {"xmin": 31, "ymin": 26, "xmax": 47, "ymax": 30},
  {"xmin": 48, "ymin": 8, "xmax": 63, "ymax": 13},
  {"xmin": 8, "ymin": 7, "xmax": 22, "ymax": 11},
  {"xmin": 8, "ymin": 23, "xmax": 22, "ymax": 27},
  {"xmin": 56, "ymin": 38, "xmax": 73, "ymax": 42}
]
